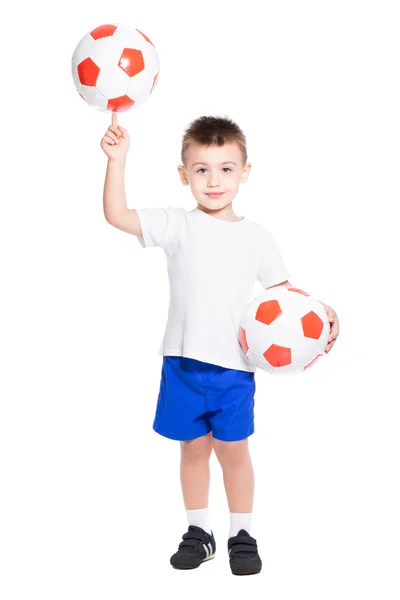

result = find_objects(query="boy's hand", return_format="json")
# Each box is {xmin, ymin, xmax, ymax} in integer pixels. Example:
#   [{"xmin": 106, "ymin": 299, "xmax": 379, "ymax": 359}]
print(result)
[
  {"xmin": 320, "ymin": 301, "xmax": 340, "ymax": 353},
  {"xmin": 100, "ymin": 111, "xmax": 130, "ymax": 161}
]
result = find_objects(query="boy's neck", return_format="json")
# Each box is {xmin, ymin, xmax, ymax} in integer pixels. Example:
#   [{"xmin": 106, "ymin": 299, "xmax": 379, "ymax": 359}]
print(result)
[{"xmin": 196, "ymin": 203, "xmax": 242, "ymax": 223}]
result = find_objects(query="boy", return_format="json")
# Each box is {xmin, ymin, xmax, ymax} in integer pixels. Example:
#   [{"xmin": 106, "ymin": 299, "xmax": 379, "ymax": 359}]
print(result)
[{"xmin": 101, "ymin": 114, "xmax": 339, "ymax": 576}]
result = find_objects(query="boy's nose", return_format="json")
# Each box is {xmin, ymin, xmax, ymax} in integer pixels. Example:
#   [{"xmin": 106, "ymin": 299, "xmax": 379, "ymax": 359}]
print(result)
[{"xmin": 207, "ymin": 173, "xmax": 220, "ymax": 187}]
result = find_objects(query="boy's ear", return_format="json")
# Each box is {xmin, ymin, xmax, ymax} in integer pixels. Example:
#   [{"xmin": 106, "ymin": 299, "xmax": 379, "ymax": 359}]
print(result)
[
  {"xmin": 241, "ymin": 162, "xmax": 252, "ymax": 183},
  {"xmin": 178, "ymin": 165, "xmax": 189, "ymax": 186}
]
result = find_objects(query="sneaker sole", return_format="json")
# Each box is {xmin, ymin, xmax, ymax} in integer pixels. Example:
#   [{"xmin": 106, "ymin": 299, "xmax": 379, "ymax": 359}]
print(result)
[
  {"xmin": 231, "ymin": 565, "xmax": 262, "ymax": 576},
  {"xmin": 232, "ymin": 570, "xmax": 261, "ymax": 575},
  {"xmin": 171, "ymin": 553, "xmax": 216, "ymax": 570},
  {"xmin": 204, "ymin": 553, "xmax": 216, "ymax": 562}
]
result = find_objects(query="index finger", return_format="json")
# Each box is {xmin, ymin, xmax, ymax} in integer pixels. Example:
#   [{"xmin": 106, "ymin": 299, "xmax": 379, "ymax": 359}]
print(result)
[
  {"xmin": 329, "ymin": 318, "xmax": 339, "ymax": 338},
  {"xmin": 111, "ymin": 111, "xmax": 118, "ymax": 127}
]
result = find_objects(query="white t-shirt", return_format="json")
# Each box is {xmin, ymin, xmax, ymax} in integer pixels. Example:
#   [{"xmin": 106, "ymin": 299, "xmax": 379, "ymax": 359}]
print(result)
[{"xmin": 136, "ymin": 206, "xmax": 291, "ymax": 372}]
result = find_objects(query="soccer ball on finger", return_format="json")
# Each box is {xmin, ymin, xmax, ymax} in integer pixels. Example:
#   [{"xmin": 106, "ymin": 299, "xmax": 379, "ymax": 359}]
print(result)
[
  {"xmin": 239, "ymin": 286, "xmax": 330, "ymax": 374},
  {"xmin": 71, "ymin": 23, "xmax": 160, "ymax": 113}
]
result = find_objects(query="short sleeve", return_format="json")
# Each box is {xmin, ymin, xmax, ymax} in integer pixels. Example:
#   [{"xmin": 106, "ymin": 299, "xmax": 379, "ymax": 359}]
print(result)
[
  {"xmin": 135, "ymin": 206, "xmax": 184, "ymax": 254},
  {"xmin": 256, "ymin": 228, "xmax": 291, "ymax": 288}
]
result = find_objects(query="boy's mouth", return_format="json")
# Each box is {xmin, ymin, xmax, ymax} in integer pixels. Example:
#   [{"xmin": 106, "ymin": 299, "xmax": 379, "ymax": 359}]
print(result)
[{"xmin": 205, "ymin": 192, "xmax": 224, "ymax": 198}]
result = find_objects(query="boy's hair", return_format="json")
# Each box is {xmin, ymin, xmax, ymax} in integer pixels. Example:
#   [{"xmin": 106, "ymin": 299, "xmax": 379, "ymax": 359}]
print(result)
[{"xmin": 181, "ymin": 116, "xmax": 247, "ymax": 166}]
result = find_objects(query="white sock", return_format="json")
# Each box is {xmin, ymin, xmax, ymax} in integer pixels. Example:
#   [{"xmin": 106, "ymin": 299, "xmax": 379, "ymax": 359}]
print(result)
[
  {"xmin": 229, "ymin": 512, "xmax": 252, "ymax": 538},
  {"xmin": 186, "ymin": 508, "xmax": 212, "ymax": 535}
]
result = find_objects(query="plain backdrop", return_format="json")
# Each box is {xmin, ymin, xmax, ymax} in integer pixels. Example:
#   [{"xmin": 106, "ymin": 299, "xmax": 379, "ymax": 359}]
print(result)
[{"xmin": 1, "ymin": 0, "xmax": 399, "ymax": 598}]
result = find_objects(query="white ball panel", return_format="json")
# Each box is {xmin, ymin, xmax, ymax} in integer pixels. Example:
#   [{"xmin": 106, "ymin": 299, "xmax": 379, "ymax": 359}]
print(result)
[
  {"xmin": 96, "ymin": 67, "xmax": 130, "ymax": 98},
  {"xmin": 267, "ymin": 313, "xmax": 304, "ymax": 348},
  {"xmin": 272, "ymin": 363, "xmax": 304, "ymax": 375},
  {"xmin": 247, "ymin": 350, "xmax": 273, "ymax": 373},
  {"xmin": 278, "ymin": 289, "xmax": 311, "ymax": 319},
  {"xmin": 79, "ymin": 85, "xmax": 108, "ymax": 111},
  {"xmin": 72, "ymin": 33, "xmax": 95, "ymax": 66},
  {"xmin": 112, "ymin": 26, "xmax": 146, "ymax": 50},
  {"xmin": 141, "ymin": 44, "xmax": 160, "ymax": 76},
  {"xmin": 127, "ymin": 70, "xmax": 154, "ymax": 106},
  {"xmin": 245, "ymin": 319, "xmax": 273, "ymax": 355},
  {"xmin": 90, "ymin": 37, "xmax": 126, "ymax": 69},
  {"xmin": 290, "ymin": 337, "xmax": 321, "ymax": 367},
  {"xmin": 308, "ymin": 296, "xmax": 329, "ymax": 321},
  {"xmin": 321, "ymin": 320, "xmax": 330, "ymax": 343},
  {"xmin": 71, "ymin": 63, "xmax": 80, "ymax": 91}
]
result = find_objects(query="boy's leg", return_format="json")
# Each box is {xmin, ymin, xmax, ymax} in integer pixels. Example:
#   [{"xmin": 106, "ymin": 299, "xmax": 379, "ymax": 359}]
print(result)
[
  {"xmin": 180, "ymin": 432, "xmax": 213, "ymax": 511},
  {"xmin": 155, "ymin": 357, "xmax": 216, "ymax": 569},
  {"xmin": 170, "ymin": 432, "xmax": 216, "ymax": 569},
  {"xmin": 212, "ymin": 437, "xmax": 254, "ymax": 518},
  {"xmin": 213, "ymin": 437, "xmax": 262, "ymax": 575}
]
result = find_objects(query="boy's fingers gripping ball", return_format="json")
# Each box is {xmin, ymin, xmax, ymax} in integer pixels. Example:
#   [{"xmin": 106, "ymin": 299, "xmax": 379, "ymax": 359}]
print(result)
[{"xmin": 71, "ymin": 24, "xmax": 160, "ymax": 113}]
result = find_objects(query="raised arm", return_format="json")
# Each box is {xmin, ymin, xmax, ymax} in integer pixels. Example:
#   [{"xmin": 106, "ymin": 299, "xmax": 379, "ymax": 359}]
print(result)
[{"xmin": 101, "ymin": 111, "xmax": 143, "ymax": 237}]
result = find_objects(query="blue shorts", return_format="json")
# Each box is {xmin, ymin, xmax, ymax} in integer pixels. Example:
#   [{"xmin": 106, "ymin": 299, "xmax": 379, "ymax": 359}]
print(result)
[{"xmin": 153, "ymin": 356, "xmax": 256, "ymax": 442}]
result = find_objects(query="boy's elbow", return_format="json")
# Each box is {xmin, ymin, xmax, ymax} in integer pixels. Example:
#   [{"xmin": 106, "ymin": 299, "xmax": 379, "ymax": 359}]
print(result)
[{"xmin": 104, "ymin": 209, "xmax": 142, "ymax": 237}]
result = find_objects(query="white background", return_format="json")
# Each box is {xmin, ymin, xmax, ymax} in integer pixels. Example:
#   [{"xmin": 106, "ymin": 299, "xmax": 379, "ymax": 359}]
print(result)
[{"xmin": 1, "ymin": 0, "xmax": 399, "ymax": 598}]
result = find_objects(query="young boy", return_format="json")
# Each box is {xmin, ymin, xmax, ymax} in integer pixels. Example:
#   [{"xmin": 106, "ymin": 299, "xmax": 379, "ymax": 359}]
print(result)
[{"xmin": 101, "ymin": 114, "xmax": 339, "ymax": 576}]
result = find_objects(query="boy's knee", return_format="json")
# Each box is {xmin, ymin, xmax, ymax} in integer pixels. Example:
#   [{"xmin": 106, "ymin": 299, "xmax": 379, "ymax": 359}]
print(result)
[
  {"xmin": 180, "ymin": 432, "xmax": 213, "ymax": 460},
  {"xmin": 212, "ymin": 437, "xmax": 249, "ymax": 467}
]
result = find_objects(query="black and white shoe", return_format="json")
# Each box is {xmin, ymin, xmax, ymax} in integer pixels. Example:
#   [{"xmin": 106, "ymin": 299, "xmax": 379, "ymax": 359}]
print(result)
[
  {"xmin": 228, "ymin": 529, "xmax": 262, "ymax": 575},
  {"xmin": 170, "ymin": 525, "xmax": 216, "ymax": 569}
]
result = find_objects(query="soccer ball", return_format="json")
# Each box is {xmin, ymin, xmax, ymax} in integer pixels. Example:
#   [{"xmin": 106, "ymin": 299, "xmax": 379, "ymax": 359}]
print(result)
[
  {"xmin": 71, "ymin": 24, "xmax": 160, "ymax": 112},
  {"xmin": 239, "ymin": 286, "xmax": 330, "ymax": 374}
]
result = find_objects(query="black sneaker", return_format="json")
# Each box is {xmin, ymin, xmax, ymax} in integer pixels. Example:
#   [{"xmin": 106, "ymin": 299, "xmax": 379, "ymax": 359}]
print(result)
[
  {"xmin": 170, "ymin": 525, "xmax": 216, "ymax": 569},
  {"xmin": 227, "ymin": 529, "xmax": 262, "ymax": 575}
]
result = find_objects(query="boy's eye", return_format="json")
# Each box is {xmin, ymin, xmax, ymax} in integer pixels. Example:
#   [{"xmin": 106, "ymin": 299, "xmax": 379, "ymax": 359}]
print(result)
[{"xmin": 196, "ymin": 167, "xmax": 232, "ymax": 173}]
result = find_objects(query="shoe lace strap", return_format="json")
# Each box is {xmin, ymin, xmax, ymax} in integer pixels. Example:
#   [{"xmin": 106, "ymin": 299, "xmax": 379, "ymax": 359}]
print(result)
[
  {"xmin": 179, "ymin": 530, "xmax": 207, "ymax": 549},
  {"xmin": 229, "ymin": 535, "xmax": 257, "ymax": 555}
]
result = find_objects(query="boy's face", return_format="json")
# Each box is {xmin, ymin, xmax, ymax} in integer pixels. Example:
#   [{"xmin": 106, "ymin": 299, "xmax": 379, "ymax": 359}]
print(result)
[{"xmin": 177, "ymin": 142, "xmax": 252, "ymax": 211}]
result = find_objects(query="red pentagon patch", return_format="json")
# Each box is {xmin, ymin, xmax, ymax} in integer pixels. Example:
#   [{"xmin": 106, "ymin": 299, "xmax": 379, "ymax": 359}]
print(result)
[
  {"xmin": 239, "ymin": 327, "xmax": 249, "ymax": 353},
  {"xmin": 90, "ymin": 25, "xmax": 118, "ymax": 40},
  {"xmin": 301, "ymin": 311, "xmax": 324, "ymax": 339},
  {"xmin": 264, "ymin": 344, "xmax": 291, "ymax": 367},
  {"xmin": 304, "ymin": 354, "xmax": 323, "ymax": 370},
  {"xmin": 119, "ymin": 48, "xmax": 145, "ymax": 77},
  {"xmin": 107, "ymin": 96, "xmax": 135, "ymax": 112},
  {"xmin": 287, "ymin": 287, "xmax": 309, "ymax": 296},
  {"xmin": 150, "ymin": 72, "xmax": 159, "ymax": 94},
  {"xmin": 77, "ymin": 57, "xmax": 100, "ymax": 86},
  {"xmin": 256, "ymin": 299, "xmax": 282, "ymax": 325},
  {"xmin": 136, "ymin": 29, "xmax": 154, "ymax": 46}
]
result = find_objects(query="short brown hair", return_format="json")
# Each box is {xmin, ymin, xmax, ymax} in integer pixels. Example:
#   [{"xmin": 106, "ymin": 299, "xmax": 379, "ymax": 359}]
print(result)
[{"xmin": 181, "ymin": 115, "xmax": 247, "ymax": 166}]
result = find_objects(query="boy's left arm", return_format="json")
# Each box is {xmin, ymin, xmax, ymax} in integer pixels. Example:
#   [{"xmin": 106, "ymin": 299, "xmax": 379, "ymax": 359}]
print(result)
[{"xmin": 266, "ymin": 280, "xmax": 339, "ymax": 354}]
